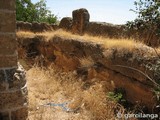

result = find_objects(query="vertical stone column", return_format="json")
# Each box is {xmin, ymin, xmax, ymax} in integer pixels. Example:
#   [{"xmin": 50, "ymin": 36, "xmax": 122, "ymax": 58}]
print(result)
[
  {"xmin": 72, "ymin": 8, "xmax": 90, "ymax": 35},
  {"xmin": 0, "ymin": 0, "xmax": 28, "ymax": 120}
]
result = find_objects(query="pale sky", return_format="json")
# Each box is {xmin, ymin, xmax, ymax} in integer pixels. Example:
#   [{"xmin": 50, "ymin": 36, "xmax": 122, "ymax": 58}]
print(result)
[{"xmin": 32, "ymin": 0, "xmax": 138, "ymax": 25}]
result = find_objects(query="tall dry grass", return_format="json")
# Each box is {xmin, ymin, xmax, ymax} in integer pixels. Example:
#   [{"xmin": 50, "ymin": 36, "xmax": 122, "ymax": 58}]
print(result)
[
  {"xmin": 17, "ymin": 29, "xmax": 143, "ymax": 51},
  {"xmin": 26, "ymin": 65, "xmax": 124, "ymax": 120}
]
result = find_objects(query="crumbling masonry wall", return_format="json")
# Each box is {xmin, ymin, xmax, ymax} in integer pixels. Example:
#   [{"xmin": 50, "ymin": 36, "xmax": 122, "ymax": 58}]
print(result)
[{"xmin": 0, "ymin": 0, "xmax": 28, "ymax": 120}]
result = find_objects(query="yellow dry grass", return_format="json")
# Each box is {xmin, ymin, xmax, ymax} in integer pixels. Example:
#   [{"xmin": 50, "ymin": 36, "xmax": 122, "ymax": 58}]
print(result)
[
  {"xmin": 17, "ymin": 29, "xmax": 142, "ymax": 51},
  {"xmin": 18, "ymin": 29, "xmax": 144, "ymax": 120},
  {"xmin": 27, "ymin": 65, "xmax": 123, "ymax": 120},
  {"xmin": 79, "ymin": 56, "xmax": 95, "ymax": 68}
]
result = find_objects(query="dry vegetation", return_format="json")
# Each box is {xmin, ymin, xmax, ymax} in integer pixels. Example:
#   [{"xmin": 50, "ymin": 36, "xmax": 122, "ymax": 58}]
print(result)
[
  {"xmin": 17, "ymin": 29, "xmax": 160, "ymax": 58},
  {"xmin": 17, "ymin": 29, "xmax": 155, "ymax": 120},
  {"xmin": 26, "ymin": 64, "xmax": 126, "ymax": 120},
  {"xmin": 17, "ymin": 29, "xmax": 144, "ymax": 51}
]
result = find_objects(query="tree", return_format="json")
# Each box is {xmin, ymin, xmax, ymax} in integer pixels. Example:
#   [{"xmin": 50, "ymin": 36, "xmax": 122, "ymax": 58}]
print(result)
[
  {"xmin": 16, "ymin": 0, "xmax": 57, "ymax": 24},
  {"xmin": 34, "ymin": 0, "xmax": 57, "ymax": 23},
  {"xmin": 126, "ymin": 0, "xmax": 160, "ymax": 46}
]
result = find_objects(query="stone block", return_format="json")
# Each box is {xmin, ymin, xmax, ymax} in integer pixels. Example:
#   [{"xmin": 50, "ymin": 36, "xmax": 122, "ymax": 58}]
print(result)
[
  {"xmin": 0, "ymin": 12, "xmax": 16, "ymax": 32},
  {"xmin": 11, "ymin": 107, "xmax": 28, "ymax": 120},
  {"xmin": 0, "ymin": 70, "xmax": 7, "ymax": 91},
  {"xmin": 0, "ymin": 55, "xmax": 17, "ymax": 68},
  {"xmin": 0, "ymin": 112, "xmax": 10, "ymax": 120},
  {"xmin": 0, "ymin": 0, "xmax": 15, "ymax": 10},
  {"xmin": 0, "ymin": 67, "xmax": 26, "ymax": 90},
  {"xmin": 8, "ymin": 65, "xmax": 26, "ymax": 90},
  {"xmin": 0, "ymin": 70, "xmax": 5, "ymax": 82},
  {"xmin": 0, "ymin": 89, "xmax": 27, "ymax": 110},
  {"xmin": 5, "ymin": 68, "xmax": 16, "ymax": 82},
  {"xmin": 0, "ymin": 34, "xmax": 16, "ymax": 55}
]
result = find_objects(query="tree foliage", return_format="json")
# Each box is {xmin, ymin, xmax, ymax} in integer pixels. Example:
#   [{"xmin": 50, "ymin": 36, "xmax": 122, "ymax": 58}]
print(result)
[
  {"xmin": 16, "ymin": 0, "xmax": 57, "ymax": 24},
  {"xmin": 126, "ymin": 0, "xmax": 160, "ymax": 46}
]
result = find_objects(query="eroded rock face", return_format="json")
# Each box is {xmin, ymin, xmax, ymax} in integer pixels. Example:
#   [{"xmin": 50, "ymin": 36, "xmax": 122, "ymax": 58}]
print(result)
[
  {"xmin": 17, "ymin": 34, "xmax": 159, "ymax": 112},
  {"xmin": 72, "ymin": 8, "xmax": 90, "ymax": 35}
]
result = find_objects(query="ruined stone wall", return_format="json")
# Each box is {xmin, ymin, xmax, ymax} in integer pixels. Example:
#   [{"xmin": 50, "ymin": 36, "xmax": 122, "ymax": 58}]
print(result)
[
  {"xmin": 17, "ymin": 21, "xmax": 58, "ymax": 32},
  {"xmin": 85, "ymin": 22, "xmax": 125, "ymax": 38},
  {"xmin": 0, "ymin": 0, "xmax": 28, "ymax": 120},
  {"xmin": 59, "ymin": 8, "xmax": 125, "ymax": 38},
  {"xmin": 59, "ymin": 8, "xmax": 160, "ymax": 46},
  {"xmin": 16, "ymin": 8, "xmax": 159, "ymax": 46}
]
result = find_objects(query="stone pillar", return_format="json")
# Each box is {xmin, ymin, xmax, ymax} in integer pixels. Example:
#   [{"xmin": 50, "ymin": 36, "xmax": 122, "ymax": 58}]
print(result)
[
  {"xmin": 0, "ymin": 0, "xmax": 28, "ymax": 120},
  {"xmin": 72, "ymin": 8, "xmax": 90, "ymax": 35}
]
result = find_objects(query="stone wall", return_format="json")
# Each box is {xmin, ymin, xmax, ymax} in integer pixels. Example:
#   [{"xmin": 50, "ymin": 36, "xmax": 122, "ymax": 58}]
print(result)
[
  {"xmin": 16, "ymin": 8, "xmax": 159, "ymax": 46},
  {"xmin": 85, "ymin": 22, "xmax": 125, "ymax": 38},
  {"xmin": 59, "ymin": 8, "xmax": 159, "ymax": 46},
  {"xmin": 17, "ymin": 21, "xmax": 58, "ymax": 32},
  {"xmin": 0, "ymin": 0, "xmax": 28, "ymax": 120},
  {"xmin": 59, "ymin": 8, "xmax": 125, "ymax": 38}
]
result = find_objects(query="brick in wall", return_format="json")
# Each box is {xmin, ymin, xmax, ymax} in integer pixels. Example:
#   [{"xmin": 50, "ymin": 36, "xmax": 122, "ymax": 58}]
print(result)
[
  {"xmin": 0, "ymin": 0, "xmax": 15, "ymax": 11},
  {"xmin": 0, "ymin": 34, "xmax": 17, "ymax": 55},
  {"xmin": 0, "ymin": 89, "xmax": 27, "ymax": 110},
  {"xmin": 11, "ymin": 107, "xmax": 28, "ymax": 120},
  {"xmin": 0, "ymin": 12, "xmax": 16, "ymax": 33},
  {"xmin": 0, "ymin": 55, "xmax": 17, "ymax": 68}
]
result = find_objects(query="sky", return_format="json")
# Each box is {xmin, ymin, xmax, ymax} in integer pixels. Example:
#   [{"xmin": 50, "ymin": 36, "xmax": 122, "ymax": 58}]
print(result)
[{"xmin": 31, "ymin": 0, "xmax": 138, "ymax": 25}]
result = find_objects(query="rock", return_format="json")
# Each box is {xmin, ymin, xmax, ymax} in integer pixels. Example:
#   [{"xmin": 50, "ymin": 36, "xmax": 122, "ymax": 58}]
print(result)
[
  {"xmin": 72, "ymin": 8, "xmax": 90, "ymax": 35},
  {"xmin": 59, "ymin": 17, "xmax": 72, "ymax": 30}
]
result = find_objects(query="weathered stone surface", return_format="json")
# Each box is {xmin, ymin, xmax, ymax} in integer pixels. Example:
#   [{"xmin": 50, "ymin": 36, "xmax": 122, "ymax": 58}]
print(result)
[
  {"xmin": 0, "ymin": 112, "xmax": 10, "ymax": 120},
  {"xmin": 59, "ymin": 17, "xmax": 72, "ymax": 30},
  {"xmin": 85, "ymin": 22, "xmax": 124, "ymax": 38},
  {"xmin": 0, "ymin": 70, "xmax": 7, "ymax": 91},
  {"xmin": 0, "ymin": 65, "xmax": 26, "ymax": 90},
  {"xmin": 0, "ymin": 0, "xmax": 15, "ymax": 10},
  {"xmin": 0, "ymin": 34, "xmax": 16, "ymax": 55},
  {"xmin": 9, "ymin": 64, "xmax": 26, "ymax": 89},
  {"xmin": 105, "ymin": 68, "xmax": 156, "ymax": 110},
  {"xmin": 31, "ymin": 22, "xmax": 53, "ymax": 32},
  {"xmin": 0, "ymin": 56, "xmax": 17, "ymax": 68},
  {"xmin": 0, "ymin": 70, "xmax": 5, "ymax": 82},
  {"xmin": 5, "ymin": 68, "xmax": 16, "ymax": 82},
  {"xmin": 0, "ymin": 82, "xmax": 6, "ymax": 91},
  {"xmin": 16, "ymin": 21, "xmax": 32, "ymax": 31},
  {"xmin": 0, "ymin": 89, "xmax": 27, "ymax": 110},
  {"xmin": 16, "ymin": 21, "xmax": 57, "ymax": 32},
  {"xmin": 11, "ymin": 107, "xmax": 28, "ymax": 120},
  {"xmin": 72, "ymin": 8, "xmax": 90, "ymax": 35},
  {"xmin": 0, "ymin": 12, "xmax": 16, "ymax": 32}
]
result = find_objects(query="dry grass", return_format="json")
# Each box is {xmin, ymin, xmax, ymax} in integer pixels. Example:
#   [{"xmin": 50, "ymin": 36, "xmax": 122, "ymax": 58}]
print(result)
[
  {"xmin": 18, "ymin": 29, "xmax": 144, "ymax": 119},
  {"xmin": 79, "ymin": 56, "xmax": 95, "ymax": 68},
  {"xmin": 26, "ymin": 65, "xmax": 124, "ymax": 120},
  {"xmin": 17, "ymin": 29, "xmax": 142, "ymax": 51}
]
